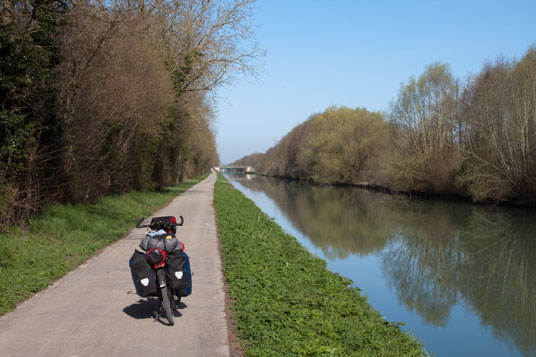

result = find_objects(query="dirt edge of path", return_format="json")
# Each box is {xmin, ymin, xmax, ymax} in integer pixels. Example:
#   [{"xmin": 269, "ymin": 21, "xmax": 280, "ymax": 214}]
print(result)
[{"xmin": 213, "ymin": 196, "xmax": 245, "ymax": 357}]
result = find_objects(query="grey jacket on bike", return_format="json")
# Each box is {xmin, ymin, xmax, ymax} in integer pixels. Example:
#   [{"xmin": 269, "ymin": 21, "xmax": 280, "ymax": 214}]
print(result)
[{"xmin": 139, "ymin": 230, "xmax": 182, "ymax": 253}]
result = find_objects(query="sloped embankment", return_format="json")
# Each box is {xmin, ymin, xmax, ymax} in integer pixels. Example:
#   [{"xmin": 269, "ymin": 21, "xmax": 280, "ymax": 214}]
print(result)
[{"xmin": 214, "ymin": 174, "xmax": 424, "ymax": 356}]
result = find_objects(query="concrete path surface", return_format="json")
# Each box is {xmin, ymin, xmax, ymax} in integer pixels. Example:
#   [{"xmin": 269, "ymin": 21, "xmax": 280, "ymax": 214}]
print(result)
[{"xmin": 0, "ymin": 172, "xmax": 229, "ymax": 356}]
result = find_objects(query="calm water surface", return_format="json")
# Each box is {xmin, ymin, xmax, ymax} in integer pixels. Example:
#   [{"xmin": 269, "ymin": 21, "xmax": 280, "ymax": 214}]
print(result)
[{"xmin": 225, "ymin": 173, "xmax": 536, "ymax": 357}]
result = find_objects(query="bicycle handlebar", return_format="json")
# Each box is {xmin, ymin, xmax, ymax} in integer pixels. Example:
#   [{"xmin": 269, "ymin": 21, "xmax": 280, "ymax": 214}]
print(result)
[
  {"xmin": 136, "ymin": 217, "xmax": 147, "ymax": 228},
  {"xmin": 136, "ymin": 215, "xmax": 184, "ymax": 229}
]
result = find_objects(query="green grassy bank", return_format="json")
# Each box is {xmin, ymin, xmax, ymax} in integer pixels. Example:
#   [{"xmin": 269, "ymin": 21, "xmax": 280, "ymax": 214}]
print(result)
[
  {"xmin": 214, "ymin": 174, "xmax": 424, "ymax": 356},
  {"xmin": 0, "ymin": 175, "xmax": 207, "ymax": 315}
]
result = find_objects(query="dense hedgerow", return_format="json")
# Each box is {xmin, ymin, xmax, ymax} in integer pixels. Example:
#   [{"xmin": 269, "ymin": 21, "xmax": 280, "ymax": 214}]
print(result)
[{"xmin": 214, "ymin": 174, "xmax": 424, "ymax": 356}]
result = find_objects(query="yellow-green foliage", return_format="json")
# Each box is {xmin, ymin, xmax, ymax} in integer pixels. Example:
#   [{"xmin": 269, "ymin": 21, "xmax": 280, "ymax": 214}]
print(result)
[
  {"xmin": 299, "ymin": 107, "xmax": 389, "ymax": 184},
  {"xmin": 258, "ymin": 106, "xmax": 389, "ymax": 185}
]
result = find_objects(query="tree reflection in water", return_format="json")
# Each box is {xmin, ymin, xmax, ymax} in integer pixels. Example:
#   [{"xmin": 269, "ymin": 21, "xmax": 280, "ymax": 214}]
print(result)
[
  {"xmin": 229, "ymin": 174, "xmax": 536, "ymax": 356},
  {"xmin": 383, "ymin": 202, "xmax": 536, "ymax": 355},
  {"xmin": 233, "ymin": 174, "xmax": 396, "ymax": 258}
]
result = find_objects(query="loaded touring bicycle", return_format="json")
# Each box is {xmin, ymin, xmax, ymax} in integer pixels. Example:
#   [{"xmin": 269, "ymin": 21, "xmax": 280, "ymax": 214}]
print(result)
[{"xmin": 129, "ymin": 216, "xmax": 192, "ymax": 325}]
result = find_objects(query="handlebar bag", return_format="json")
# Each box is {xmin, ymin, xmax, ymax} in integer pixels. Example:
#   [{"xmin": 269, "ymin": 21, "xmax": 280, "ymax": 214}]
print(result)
[
  {"xmin": 149, "ymin": 216, "xmax": 177, "ymax": 234},
  {"xmin": 129, "ymin": 250, "xmax": 157, "ymax": 297},
  {"xmin": 165, "ymin": 251, "xmax": 192, "ymax": 297}
]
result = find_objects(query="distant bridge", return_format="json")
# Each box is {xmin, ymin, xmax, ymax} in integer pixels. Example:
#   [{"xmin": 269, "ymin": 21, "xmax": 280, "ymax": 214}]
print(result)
[{"xmin": 217, "ymin": 165, "xmax": 255, "ymax": 174}]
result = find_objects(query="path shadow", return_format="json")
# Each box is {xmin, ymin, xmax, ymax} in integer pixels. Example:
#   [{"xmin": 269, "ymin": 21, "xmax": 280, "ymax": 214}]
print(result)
[
  {"xmin": 123, "ymin": 298, "xmax": 159, "ymax": 320},
  {"xmin": 176, "ymin": 299, "xmax": 187, "ymax": 310},
  {"xmin": 123, "ymin": 297, "xmax": 185, "ymax": 326}
]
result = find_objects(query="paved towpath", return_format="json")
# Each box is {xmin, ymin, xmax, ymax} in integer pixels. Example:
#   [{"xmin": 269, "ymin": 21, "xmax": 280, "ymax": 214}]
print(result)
[{"xmin": 0, "ymin": 172, "xmax": 229, "ymax": 356}]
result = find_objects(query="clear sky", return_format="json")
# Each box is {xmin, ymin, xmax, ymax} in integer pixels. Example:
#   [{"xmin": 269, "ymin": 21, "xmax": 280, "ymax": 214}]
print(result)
[{"xmin": 215, "ymin": 0, "xmax": 536, "ymax": 165}]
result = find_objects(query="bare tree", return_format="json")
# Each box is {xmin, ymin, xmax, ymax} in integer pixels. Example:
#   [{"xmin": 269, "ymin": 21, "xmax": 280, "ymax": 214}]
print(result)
[
  {"xmin": 458, "ymin": 49, "xmax": 536, "ymax": 202},
  {"xmin": 112, "ymin": 0, "xmax": 262, "ymax": 92},
  {"xmin": 389, "ymin": 63, "xmax": 462, "ymax": 193}
]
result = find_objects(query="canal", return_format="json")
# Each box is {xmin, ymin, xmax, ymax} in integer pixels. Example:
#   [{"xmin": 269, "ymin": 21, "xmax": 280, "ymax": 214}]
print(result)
[{"xmin": 225, "ymin": 173, "xmax": 536, "ymax": 356}]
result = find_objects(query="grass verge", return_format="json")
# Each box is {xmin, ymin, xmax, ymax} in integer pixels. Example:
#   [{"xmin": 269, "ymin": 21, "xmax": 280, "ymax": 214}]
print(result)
[
  {"xmin": 0, "ymin": 175, "xmax": 208, "ymax": 315},
  {"xmin": 214, "ymin": 174, "xmax": 424, "ymax": 356}
]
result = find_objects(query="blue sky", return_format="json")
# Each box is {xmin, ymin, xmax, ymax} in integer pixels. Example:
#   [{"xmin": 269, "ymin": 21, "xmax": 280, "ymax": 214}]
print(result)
[{"xmin": 215, "ymin": 0, "xmax": 536, "ymax": 165}]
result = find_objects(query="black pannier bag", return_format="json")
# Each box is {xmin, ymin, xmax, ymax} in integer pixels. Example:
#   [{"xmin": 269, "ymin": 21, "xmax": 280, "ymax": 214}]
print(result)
[
  {"xmin": 165, "ymin": 251, "xmax": 192, "ymax": 297},
  {"xmin": 129, "ymin": 250, "xmax": 157, "ymax": 297}
]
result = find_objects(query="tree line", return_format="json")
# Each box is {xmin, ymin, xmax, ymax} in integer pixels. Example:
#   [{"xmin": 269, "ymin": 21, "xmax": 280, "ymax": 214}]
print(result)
[
  {"xmin": 1, "ymin": 0, "xmax": 259, "ymax": 229},
  {"xmin": 239, "ymin": 46, "xmax": 536, "ymax": 205}
]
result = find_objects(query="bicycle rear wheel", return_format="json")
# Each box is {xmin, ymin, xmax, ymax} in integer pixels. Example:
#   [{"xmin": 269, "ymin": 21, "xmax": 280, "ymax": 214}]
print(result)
[
  {"xmin": 160, "ymin": 285, "xmax": 174, "ymax": 326},
  {"xmin": 156, "ymin": 269, "xmax": 174, "ymax": 326}
]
